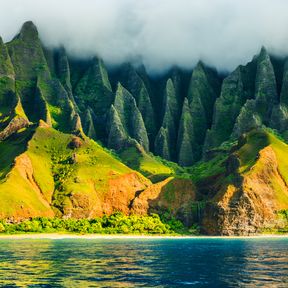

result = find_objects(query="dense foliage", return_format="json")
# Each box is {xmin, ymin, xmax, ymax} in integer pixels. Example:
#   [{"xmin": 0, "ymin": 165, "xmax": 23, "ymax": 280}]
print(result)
[
  {"xmin": 261, "ymin": 210, "xmax": 288, "ymax": 234},
  {"xmin": 0, "ymin": 213, "xmax": 196, "ymax": 235},
  {"xmin": 1, "ymin": 21, "xmax": 288, "ymax": 236},
  {"xmin": 277, "ymin": 210, "xmax": 288, "ymax": 233}
]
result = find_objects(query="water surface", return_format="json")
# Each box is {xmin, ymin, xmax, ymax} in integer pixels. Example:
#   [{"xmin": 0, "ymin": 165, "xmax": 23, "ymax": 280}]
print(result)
[{"xmin": 0, "ymin": 237, "xmax": 287, "ymax": 287}]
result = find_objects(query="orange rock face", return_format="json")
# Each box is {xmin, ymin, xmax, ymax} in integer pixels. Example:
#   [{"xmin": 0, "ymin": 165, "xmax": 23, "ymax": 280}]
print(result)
[
  {"xmin": 202, "ymin": 146, "xmax": 288, "ymax": 235},
  {"xmin": 131, "ymin": 177, "xmax": 197, "ymax": 225},
  {"xmin": 60, "ymin": 172, "xmax": 150, "ymax": 219},
  {"xmin": 0, "ymin": 154, "xmax": 54, "ymax": 221}
]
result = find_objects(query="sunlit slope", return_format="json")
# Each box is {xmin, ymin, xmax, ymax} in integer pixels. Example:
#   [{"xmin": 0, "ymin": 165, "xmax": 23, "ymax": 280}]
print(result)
[
  {"xmin": 202, "ymin": 129, "xmax": 288, "ymax": 235},
  {"xmin": 119, "ymin": 144, "xmax": 174, "ymax": 180},
  {"xmin": 0, "ymin": 124, "xmax": 151, "ymax": 219},
  {"xmin": 236, "ymin": 129, "xmax": 288, "ymax": 207}
]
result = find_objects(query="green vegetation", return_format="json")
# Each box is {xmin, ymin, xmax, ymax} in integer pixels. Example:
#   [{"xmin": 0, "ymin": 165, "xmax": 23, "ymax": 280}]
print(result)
[
  {"xmin": 278, "ymin": 209, "xmax": 288, "ymax": 223},
  {"xmin": 0, "ymin": 127, "xmax": 33, "ymax": 179},
  {"xmin": 0, "ymin": 212, "xmax": 196, "ymax": 235},
  {"xmin": 188, "ymin": 62, "xmax": 220, "ymax": 162},
  {"xmin": 160, "ymin": 212, "xmax": 200, "ymax": 235},
  {"xmin": 154, "ymin": 79, "xmax": 178, "ymax": 161},
  {"xmin": 276, "ymin": 217, "xmax": 288, "ymax": 233},
  {"xmin": 0, "ymin": 124, "xmax": 148, "ymax": 218},
  {"xmin": 177, "ymin": 98, "xmax": 194, "ymax": 166},
  {"xmin": 233, "ymin": 128, "xmax": 288, "ymax": 207},
  {"xmin": 117, "ymin": 63, "xmax": 156, "ymax": 139},
  {"xmin": 189, "ymin": 154, "xmax": 227, "ymax": 183},
  {"xmin": 237, "ymin": 129, "xmax": 269, "ymax": 173},
  {"xmin": 27, "ymin": 126, "xmax": 142, "ymax": 213},
  {"xmin": 1, "ymin": 21, "xmax": 288, "ymax": 236},
  {"xmin": 74, "ymin": 58, "xmax": 113, "ymax": 114},
  {"xmin": 108, "ymin": 83, "xmax": 149, "ymax": 151},
  {"xmin": 205, "ymin": 62, "xmax": 255, "ymax": 151},
  {"xmin": 266, "ymin": 132, "xmax": 288, "ymax": 207},
  {"xmin": 261, "ymin": 209, "xmax": 288, "ymax": 234},
  {"xmin": 119, "ymin": 145, "xmax": 173, "ymax": 180}
]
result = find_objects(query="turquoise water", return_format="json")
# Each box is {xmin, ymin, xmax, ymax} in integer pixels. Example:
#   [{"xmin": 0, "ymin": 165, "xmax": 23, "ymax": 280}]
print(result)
[{"xmin": 0, "ymin": 237, "xmax": 287, "ymax": 287}]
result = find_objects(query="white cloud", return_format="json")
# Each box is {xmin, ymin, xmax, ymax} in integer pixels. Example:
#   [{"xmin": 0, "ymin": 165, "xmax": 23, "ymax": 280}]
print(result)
[{"xmin": 0, "ymin": 0, "xmax": 288, "ymax": 73}]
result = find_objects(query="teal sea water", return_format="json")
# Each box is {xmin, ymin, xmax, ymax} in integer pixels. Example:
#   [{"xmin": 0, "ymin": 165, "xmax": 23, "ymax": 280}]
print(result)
[{"xmin": 0, "ymin": 237, "xmax": 287, "ymax": 287}]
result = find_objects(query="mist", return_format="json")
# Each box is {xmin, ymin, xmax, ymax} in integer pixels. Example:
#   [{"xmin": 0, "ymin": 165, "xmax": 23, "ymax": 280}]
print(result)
[{"xmin": 0, "ymin": 0, "xmax": 288, "ymax": 73}]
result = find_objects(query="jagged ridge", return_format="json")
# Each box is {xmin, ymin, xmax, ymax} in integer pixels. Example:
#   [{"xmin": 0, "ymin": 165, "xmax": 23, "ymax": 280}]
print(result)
[{"xmin": 1, "ymin": 22, "xmax": 288, "ymax": 235}]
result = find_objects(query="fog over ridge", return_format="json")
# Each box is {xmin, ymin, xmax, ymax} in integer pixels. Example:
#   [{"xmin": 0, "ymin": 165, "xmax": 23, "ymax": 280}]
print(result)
[{"xmin": 0, "ymin": 0, "xmax": 288, "ymax": 73}]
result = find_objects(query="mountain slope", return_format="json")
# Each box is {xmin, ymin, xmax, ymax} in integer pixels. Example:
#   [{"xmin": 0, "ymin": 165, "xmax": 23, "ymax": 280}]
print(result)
[
  {"xmin": 1, "ymin": 21, "xmax": 288, "ymax": 235},
  {"xmin": 202, "ymin": 129, "xmax": 288, "ymax": 235},
  {"xmin": 0, "ymin": 123, "xmax": 153, "ymax": 220}
]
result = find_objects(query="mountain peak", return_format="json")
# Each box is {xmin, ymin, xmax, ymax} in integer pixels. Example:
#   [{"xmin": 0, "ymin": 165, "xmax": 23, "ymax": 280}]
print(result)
[
  {"xmin": 195, "ymin": 60, "xmax": 205, "ymax": 70},
  {"xmin": 19, "ymin": 21, "xmax": 39, "ymax": 40},
  {"xmin": 259, "ymin": 46, "xmax": 269, "ymax": 58}
]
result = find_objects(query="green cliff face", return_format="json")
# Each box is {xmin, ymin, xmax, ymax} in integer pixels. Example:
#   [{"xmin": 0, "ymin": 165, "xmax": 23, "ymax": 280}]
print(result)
[
  {"xmin": 116, "ymin": 64, "xmax": 156, "ymax": 143},
  {"xmin": 154, "ymin": 127, "xmax": 171, "ymax": 160},
  {"xmin": 6, "ymin": 22, "xmax": 79, "ymax": 136},
  {"xmin": 270, "ymin": 59, "xmax": 288, "ymax": 139},
  {"xmin": 204, "ymin": 60, "xmax": 256, "ymax": 150},
  {"xmin": 188, "ymin": 62, "xmax": 219, "ymax": 120},
  {"xmin": 73, "ymin": 57, "xmax": 113, "ymax": 141},
  {"xmin": 0, "ymin": 37, "xmax": 14, "ymax": 78},
  {"xmin": 233, "ymin": 100, "xmax": 262, "ymax": 137},
  {"xmin": 7, "ymin": 21, "xmax": 50, "ymax": 122},
  {"xmin": 74, "ymin": 58, "xmax": 113, "ymax": 114},
  {"xmin": 280, "ymin": 59, "xmax": 288, "ymax": 106},
  {"xmin": 254, "ymin": 47, "xmax": 278, "ymax": 123},
  {"xmin": 108, "ymin": 83, "xmax": 149, "ymax": 151},
  {"xmin": 0, "ymin": 36, "xmax": 16, "ymax": 116},
  {"xmin": 0, "ymin": 35, "xmax": 29, "ymax": 141},
  {"xmin": 3, "ymin": 22, "xmax": 287, "ymax": 170},
  {"xmin": 177, "ymin": 98, "xmax": 194, "ymax": 166},
  {"xmin": 107, "ymin": 104, "xmax": 128, "ymax": 150},
  {"xmin": 187, "ymin": 62, "xmax": 221, "ymax": 161},
  {"xmin": 232, "ymin": 49, "xmax": 278, "ymax": 138},
  {"xmin": 154, "ymin": 79, "xmax": 178, "ymax": 161},
  {"xmin": 1, "ymin": 21, "xmax": 288, "ymax": 235},
  {"xmin": 83, "ymin": 108, "xmax": 97, "ymax": 140}
]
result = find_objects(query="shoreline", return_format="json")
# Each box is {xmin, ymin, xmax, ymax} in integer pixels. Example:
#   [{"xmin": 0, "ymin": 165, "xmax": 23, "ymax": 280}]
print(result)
[{"xmin": 0, "ymin": 233, "xmax": 287, "ymax": 240}]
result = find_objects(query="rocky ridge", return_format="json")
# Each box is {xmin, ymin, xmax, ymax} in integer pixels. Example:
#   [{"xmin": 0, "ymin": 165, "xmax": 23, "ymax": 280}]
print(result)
[{"xmin": 0, "ymin": 22, "xmax": 288, "ymax": 235}]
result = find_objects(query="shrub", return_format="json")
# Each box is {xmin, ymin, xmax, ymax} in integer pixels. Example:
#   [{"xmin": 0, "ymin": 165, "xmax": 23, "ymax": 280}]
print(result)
[
  {"xmin": 0, "ymin": 212, "xmax": 193, "ymax": 235},
  {"xmin": 0, "ymin": 223, "xmax": 5, "ymax": 233}
]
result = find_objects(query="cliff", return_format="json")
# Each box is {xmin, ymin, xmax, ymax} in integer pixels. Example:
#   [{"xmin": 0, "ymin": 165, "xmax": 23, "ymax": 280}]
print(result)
[{"xmin": 0, "ymin": 21, "xmax": 288, "ymax": 234}]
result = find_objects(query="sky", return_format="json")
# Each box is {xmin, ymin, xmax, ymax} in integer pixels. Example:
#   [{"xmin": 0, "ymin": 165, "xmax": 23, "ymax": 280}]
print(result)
[{"xmin": 0, "ymin": 0, "xmax": 288, "ymax": 73}]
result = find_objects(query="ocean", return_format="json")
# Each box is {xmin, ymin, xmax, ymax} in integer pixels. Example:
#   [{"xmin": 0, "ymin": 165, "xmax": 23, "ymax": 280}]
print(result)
[{"xmin": 0, "ymin": 237, "xmax": 287, "ymax": 287}]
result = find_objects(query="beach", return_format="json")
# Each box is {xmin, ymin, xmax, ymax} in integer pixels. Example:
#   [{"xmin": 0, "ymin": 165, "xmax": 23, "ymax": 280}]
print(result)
[{"xmin": 0, "ymin": 233, "xmax": 287, "ymax": 240}]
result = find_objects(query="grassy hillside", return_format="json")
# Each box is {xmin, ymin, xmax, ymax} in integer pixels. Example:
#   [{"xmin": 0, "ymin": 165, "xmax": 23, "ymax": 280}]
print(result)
[
  {"xmin": 119, "ymin": 145, "xmax": 174, "ymax": 181},
  {"xmin": 201, "ymin": 128, "xmax": 288, "ymax": 235},
  {"xmin": 0, "ymin": 124, "xmax": 151, "ymax": 219},
  {"xmin": 232, "ymin": 129, "xmax": 288, "ymax": 207},
  {"xmin": 0, "ymin": 126, "xmax": 54, "ymax": 219},
  {"xmin": 2, "ymin": 21, "xmax": 288, "ymax": 235}
]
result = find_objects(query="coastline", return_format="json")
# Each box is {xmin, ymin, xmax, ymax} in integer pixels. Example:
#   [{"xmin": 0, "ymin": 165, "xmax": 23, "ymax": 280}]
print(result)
[{"xmin": 0, "ymin": 233, "xmax": 287, "ymax": 240}]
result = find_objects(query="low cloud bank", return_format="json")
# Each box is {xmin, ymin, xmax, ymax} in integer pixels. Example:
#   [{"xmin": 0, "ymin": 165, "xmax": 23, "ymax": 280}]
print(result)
[{"xmin": 0, "ymin": 0, "xmax": 288, "ymax": 72}]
